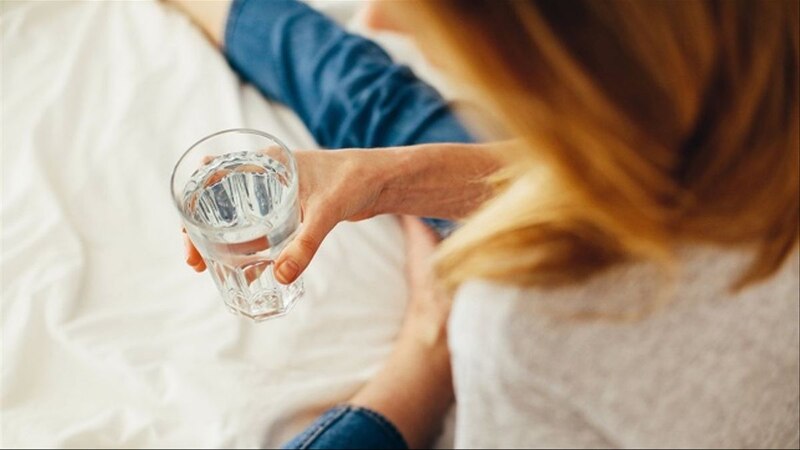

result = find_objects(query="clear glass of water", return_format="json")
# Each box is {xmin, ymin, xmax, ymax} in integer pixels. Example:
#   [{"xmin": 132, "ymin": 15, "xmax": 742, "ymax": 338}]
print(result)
[{"xmin": 170, "ymin": 128, "xmax": 303, "ymax": 321}]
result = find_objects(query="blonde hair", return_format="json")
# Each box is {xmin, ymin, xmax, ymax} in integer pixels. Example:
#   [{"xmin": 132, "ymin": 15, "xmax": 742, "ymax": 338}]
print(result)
[{"xmin": 387, "ymin": 0, "xmax": 799, "ymax": 291}]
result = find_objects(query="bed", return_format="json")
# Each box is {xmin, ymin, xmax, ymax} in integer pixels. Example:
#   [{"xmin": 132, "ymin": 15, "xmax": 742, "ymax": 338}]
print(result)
[{"xmin": 1, "ymin": 1, "xmax": 453, "ymax": 446}]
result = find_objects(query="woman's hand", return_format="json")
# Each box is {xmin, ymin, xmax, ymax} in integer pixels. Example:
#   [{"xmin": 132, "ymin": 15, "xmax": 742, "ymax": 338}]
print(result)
[
  {"xmin": 183, "ymin": 148, "xmax": 388, "ymax": 281},
  {"xmin": 272, "ymin": 149, "xmax": 387, "ymax": 283},
  {"xmin": 182, "ymin": 143, "xmax": 502, "ymax": 283}
]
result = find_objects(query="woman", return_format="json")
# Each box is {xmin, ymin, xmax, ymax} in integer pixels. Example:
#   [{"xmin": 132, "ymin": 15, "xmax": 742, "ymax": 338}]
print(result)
[{"xmin": 173, "ymin": 0, "xmax": 799, "ymax": 448}]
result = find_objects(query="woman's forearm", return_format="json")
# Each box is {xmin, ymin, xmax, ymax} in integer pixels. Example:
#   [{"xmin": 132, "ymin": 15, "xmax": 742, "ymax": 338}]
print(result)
[{"xmin": 372, "ymin": 143, "xmax": 503, "ymax": 220}]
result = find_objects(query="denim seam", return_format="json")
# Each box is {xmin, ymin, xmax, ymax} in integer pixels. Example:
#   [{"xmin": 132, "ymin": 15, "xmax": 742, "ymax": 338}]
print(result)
[
  {"xmin": 223, "ymin": 0, "xmax": 247, "ymax": 52},
  {"xmin": 296, "ymin": 406, "xmax": 352, "ymax": 449},
  {"xmin": 351, "ymin": 406, "xmax": 409, "ymax": 448}
]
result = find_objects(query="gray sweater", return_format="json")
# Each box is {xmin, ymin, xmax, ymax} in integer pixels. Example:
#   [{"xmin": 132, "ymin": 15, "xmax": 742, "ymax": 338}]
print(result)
[{"xmin": 449, "ymin": 246, "xmax": 800, "ymax": 449}]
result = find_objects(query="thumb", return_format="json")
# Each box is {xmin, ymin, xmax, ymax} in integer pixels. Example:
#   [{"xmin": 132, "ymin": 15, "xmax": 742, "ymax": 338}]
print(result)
[{"xmin": 274, "ymin": 206, "xmax": 335, "ymax": 284}]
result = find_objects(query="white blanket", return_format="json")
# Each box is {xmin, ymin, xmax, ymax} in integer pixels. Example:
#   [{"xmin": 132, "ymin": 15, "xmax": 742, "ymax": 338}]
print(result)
[{"xmin": 1, "ymin": 1, "xmax": 446, "ymax": 447}]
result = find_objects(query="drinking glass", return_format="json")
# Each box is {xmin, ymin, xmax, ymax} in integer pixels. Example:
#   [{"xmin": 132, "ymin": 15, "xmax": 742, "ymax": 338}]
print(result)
[{"xmin": 171, "ymin": 128, "xmax": 304, "ymax": 321}]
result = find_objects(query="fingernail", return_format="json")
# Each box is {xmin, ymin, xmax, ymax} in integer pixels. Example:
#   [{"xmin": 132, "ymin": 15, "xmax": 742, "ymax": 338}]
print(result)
[
  {"xmin": 184, "ymin": 244, "xmax": 193, "ymax": 263},
  {"xmin": 277, "ymin": 259, "xmax": 299, "ymax": 284}
]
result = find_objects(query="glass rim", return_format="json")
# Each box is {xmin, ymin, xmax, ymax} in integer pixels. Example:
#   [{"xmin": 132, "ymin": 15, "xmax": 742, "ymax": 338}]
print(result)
[{"xmin": 170, "ymin": 127, "xmax": 299, "ymax": 232}]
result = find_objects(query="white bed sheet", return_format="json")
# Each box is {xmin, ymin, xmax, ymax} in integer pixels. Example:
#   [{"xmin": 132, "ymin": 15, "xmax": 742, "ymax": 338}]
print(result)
[{"xmin": 0, "ymin": 1, "xmax": 449, "ymax": 447}]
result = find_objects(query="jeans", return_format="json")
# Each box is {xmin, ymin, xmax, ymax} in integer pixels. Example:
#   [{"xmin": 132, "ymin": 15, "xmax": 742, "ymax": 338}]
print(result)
[
  {"xmin": 224, "ymin": 1, "xmax": 472, "ymax": 447},
  {"xmin": 224, "ymin": 0, "xmax": 474, "ymax": 238},
  {"xmin": 280, "ymin": 406, "xmax": 407, "ymax": 450}
]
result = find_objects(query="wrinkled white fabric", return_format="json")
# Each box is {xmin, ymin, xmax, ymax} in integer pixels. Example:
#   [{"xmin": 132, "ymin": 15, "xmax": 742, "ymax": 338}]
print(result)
[{"xmin": 1, "ymin": 1, "xmax": 436, "ymax": 447}]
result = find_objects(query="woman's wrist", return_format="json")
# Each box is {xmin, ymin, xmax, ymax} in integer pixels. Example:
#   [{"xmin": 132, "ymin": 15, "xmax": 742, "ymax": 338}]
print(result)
[
  {"xmin": 371, "ymin": 146, "xmax": 420, "ymax": 216},
  {"xmin": 371, "ymin": 143, "xmax": 502, "ymax": 219}
]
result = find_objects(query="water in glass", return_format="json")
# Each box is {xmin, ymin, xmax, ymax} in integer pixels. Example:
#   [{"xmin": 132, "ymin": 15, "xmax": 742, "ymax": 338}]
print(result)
[{"xmin": 181, "ymin": 151, "xmax": 303, "ymax": 320}]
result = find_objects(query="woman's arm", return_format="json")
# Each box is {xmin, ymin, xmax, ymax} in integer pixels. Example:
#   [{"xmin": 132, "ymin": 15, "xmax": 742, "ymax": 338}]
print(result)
[
  {"xmin": 171, "ymin": 0, "xmax": 491, "ymax": 277},
  {"xmin": 282, "ymin": 217, "xmax": 454, "ymax": 450},
  {"xmin": 173, "ymin": 0, "xmax": 477, "ymax": 244}
]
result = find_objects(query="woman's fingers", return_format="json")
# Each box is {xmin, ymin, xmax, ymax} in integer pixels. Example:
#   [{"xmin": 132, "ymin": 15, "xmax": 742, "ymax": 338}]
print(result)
[
  {"xmin": 183, "ymin": 230, "xmax": 207, "ymax": 272},
  {"xmin": 179, "ymin": 157, "xmax": 216, "ymax": 273},
  {"xmin": 274, "ymin": 201, "xmax": 337, "ymax": 284},
  {"xmin": 192, "ymin": 259, "xmax": 207, "ymax": 272}
]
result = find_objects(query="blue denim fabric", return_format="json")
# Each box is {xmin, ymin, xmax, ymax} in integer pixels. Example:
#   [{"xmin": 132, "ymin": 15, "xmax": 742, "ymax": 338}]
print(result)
[
  {"xmin": 281, "ymin": 405, "xmax": 408, "ymax": 450},
  {"xmin": 223, "ymin": 0, "xmax": 473, "ymax": 237}
]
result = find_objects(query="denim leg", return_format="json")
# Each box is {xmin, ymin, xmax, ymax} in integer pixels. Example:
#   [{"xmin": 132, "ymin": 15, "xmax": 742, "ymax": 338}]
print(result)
[{"xmin": 281, "ymin": 406, "xmax": 408, "ymax": 450}]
